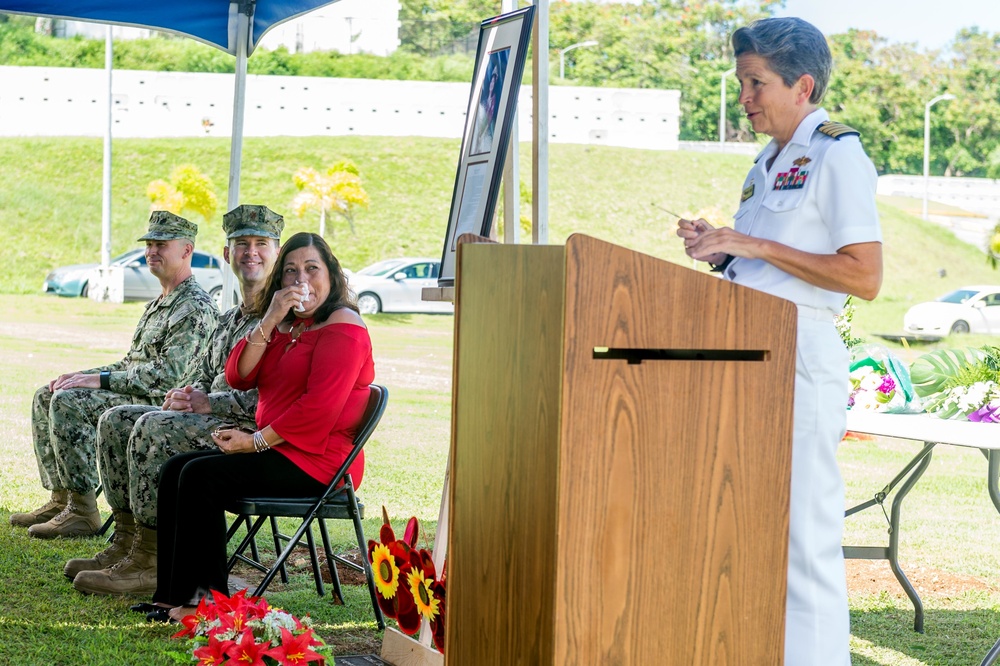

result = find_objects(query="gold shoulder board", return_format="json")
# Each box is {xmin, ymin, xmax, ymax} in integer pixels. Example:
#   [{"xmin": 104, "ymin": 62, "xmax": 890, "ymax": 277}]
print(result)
[{"xmin": 816, "ymin": 121, "xmax": 860, "ymax": 139}]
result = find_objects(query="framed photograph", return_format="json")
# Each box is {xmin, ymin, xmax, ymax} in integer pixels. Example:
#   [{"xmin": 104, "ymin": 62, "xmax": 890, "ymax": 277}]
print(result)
[{"xmin": 438, "ymin": 5, "xmax": 535, "ymax": 287}]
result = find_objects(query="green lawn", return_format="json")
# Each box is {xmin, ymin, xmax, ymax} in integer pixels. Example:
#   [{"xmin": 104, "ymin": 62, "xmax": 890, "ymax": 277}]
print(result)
[{"xmin": 1, "ymin": 295, "xmax": 999, "ymax": 664}]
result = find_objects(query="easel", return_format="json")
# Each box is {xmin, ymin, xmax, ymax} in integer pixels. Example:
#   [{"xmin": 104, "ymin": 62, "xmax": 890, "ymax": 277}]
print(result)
[{"xmin": 382, "ymin": 2, "xmax": 549, "ymax": 662}]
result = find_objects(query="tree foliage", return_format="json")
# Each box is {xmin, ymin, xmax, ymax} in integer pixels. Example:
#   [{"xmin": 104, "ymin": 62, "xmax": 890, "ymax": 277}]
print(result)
[
  {"xmin": 2, "ymin": 5, "xmax": 998, "ymax": 176},
  {"xmin": 146, "ymin": 164, "xmax": 218, "ymax": 221},
  {"xmin": 291, "ymin": 160, "xmax": 370, "ymax": 238}
]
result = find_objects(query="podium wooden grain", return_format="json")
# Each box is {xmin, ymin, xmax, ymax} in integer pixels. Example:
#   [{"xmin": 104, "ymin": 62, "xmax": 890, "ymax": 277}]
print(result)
[{"xmin": 444, "ymin": 234, "xmax": 797, "ymax": 665}]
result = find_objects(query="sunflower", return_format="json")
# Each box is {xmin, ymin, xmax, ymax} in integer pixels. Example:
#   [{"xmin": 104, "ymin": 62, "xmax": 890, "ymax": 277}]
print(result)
[
  {"xmin": 371, "ymin": 543, "xmax": 400, "ymax": 600},
  {"xmin": 407, "ymin": 568, "xmax": 440, "ymax": 621}
]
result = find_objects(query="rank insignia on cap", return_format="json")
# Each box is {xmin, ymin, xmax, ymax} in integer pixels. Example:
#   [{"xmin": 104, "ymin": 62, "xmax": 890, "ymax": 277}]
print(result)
[
  {"xmin": 741, "ymin": 182, "xmax": 755, "ymax": 202},
  {"xmin": 793, "ymin": 156, "xmax": 812, "ymax": 167}
]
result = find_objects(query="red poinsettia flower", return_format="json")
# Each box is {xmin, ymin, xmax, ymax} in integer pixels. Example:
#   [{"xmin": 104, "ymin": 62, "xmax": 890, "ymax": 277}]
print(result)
[
  {"xmin": 172, "ymin": 597, "xmax": 217, "ymax": 640},
  {"xmin": 263, "ymin": 627, "xmax": 327, "ymax": 665},
  {"xmin": 193, "ymin": 634, "xmax": 235, "ymax": 666},
  {"xmin": 223, "ymin": 628, "xmax": 271, "ymax": 666}
]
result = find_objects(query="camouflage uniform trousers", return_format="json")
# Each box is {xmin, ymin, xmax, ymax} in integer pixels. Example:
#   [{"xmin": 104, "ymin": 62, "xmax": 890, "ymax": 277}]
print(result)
[
  {"xmin": 96, "ymin": 405, "xmax": 255, "ymax": 528},
  {"xmin": 31, "ymin": 385, "xmax": 148, "ymax": 494}
]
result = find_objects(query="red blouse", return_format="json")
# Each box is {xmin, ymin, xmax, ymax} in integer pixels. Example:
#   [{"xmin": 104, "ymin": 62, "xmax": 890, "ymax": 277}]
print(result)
[{"xmin": 225, "ymin": 321, "xmax": 375, "ymax": 488}]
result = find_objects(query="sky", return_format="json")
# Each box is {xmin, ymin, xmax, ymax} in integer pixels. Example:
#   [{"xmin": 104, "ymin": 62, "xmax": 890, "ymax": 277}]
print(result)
[{"xmin": 773, "ymin": 0, "xmax": 1000, "ymax": 51}]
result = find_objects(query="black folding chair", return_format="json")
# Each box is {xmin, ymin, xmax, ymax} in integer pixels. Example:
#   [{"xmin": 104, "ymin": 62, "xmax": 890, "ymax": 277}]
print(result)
[{"xmin": 225, "ymin": 384, "xmax": 387, "ymax": 629}]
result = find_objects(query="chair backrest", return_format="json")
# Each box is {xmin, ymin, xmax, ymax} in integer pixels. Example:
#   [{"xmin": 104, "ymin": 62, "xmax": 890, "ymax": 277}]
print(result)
[{"xmin": 319, "ymin": 384, "xmax": 388, "ymax": 501}]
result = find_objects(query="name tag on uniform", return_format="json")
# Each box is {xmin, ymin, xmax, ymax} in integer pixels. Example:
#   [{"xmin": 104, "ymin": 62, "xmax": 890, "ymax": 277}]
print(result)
[{"xmin": 741, "ymin": 182, "xmax": 754, "ymax": 202}]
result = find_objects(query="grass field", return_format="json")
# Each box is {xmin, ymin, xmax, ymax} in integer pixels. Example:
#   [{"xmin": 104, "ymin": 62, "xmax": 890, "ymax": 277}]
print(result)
[
  {"xmin": 2, "ymin": 137, "xmax": 1000, "ymax": 663},
  {"xmin": 1, "ymin": 295, "xmax": 999, "ymax": 665}
]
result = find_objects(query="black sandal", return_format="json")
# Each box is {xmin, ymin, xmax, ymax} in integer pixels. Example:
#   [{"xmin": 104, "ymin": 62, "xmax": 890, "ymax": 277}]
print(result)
[
  {"xmin": 145, "ymin": 607, "xmax": 173, "ymax": 623},
  {"xmin": 130, "ymin": 602, "xmax": 156, "ymax": 614}
]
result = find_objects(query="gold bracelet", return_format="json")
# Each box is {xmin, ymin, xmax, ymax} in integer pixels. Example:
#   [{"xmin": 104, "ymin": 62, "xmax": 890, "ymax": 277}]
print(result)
[
  {"xmin": 256, "ymin": 323, "xmax": 273, "ymax": 343},
  {"xmin": 245, "ymin": 332, "xmax": 267, "ymax": 347}
]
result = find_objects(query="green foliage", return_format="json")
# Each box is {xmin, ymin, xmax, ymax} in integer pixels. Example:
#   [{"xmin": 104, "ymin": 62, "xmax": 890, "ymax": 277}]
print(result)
[
  {"xmin": 907, "ymin": 347, "xmax": 986, "ymax": 398},
  {"xmin": 291, "ymin": 160, "xmax": 370, "ymax": 237},
  {"xmin": 146, "ymin": 164, "xmax": 219, "ymax": 221},
  {"xmin": 2, "ymin": 5, "xmax": 998, "ymax": 174},
  {"xmin": 835, "ymin": 295, "xmax": 865, "ymax": 349},
  {"xmin": 399, "ymin": 0, "xmax": 497, "ymax": 56}
]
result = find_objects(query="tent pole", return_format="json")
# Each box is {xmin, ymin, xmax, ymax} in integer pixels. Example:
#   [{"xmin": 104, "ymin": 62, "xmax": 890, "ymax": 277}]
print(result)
[
  {"xmin": 222, "ymin": 6, "xmax": 251, "ymax": 310},
  {"xmin": 502, "ymin": 0, "xmax": 519, "ymax": 244},
  {"xmin": 531, "ymin": 0, "xmax": 548, "ymax": 244},
  {"xmin": 101, "ymin": 25, "xmax": 113, "ymax": 268},
  {"xmin": 228, "ymin": 10, "xmax": 249, "ymax": 211}
]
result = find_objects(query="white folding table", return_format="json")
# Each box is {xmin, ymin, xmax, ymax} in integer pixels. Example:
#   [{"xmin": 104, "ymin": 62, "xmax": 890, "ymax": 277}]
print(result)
[{"xmin": 844, "ymin": 411, "xmax": 1000, "ymax": 666}]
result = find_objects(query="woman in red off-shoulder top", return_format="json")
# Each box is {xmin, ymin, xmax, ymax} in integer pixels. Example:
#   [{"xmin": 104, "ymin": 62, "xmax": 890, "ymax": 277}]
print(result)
[{"xmin": 151, "ymin": 233, "xmax": 375, "ymax": 621}]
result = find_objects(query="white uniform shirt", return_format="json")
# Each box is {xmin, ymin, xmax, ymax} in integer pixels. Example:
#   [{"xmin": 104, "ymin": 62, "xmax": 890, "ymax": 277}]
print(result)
[{"xmin": 723, "ymin": 108, "xmax": 882, "ymax": 314}]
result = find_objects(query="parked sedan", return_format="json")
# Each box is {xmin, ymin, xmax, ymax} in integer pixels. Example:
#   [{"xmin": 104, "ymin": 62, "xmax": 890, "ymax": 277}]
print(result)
[
  {"xmin": 348, "ymin": 258, "xmax": 453, "ymax": 315},
  {"xmin": 903, "ymin": 286, "xmax": 1000, "ymax": 336},
  {"xmin": 43, "ymin": 248, "xmax": 228, "ymax": 303}
]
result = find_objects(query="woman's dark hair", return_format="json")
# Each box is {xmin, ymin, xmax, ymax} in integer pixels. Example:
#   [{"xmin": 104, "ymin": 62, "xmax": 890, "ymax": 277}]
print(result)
[
  {"xmin": 732, "ymin": 17, "xmax": 832, "ymax": 104},
  {"xmin": 251, "ymin": 232, "xmax": 358, "ymax": 322}
]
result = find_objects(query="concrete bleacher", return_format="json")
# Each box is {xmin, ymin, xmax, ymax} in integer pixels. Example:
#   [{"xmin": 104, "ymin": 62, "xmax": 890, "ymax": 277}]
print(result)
[{"xmin": 0, "ymin": 66, "xmax": 681, "ymax": 151}]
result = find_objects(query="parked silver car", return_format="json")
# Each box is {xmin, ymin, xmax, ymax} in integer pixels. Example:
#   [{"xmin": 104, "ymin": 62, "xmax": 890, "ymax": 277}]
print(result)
[
  {"xmin": 43, "ymin": 248, "xmax": 228, "ymax": 303},
  {"xmin": 348, "ymin": 258, "xmax": 453, "ymax": 315}
]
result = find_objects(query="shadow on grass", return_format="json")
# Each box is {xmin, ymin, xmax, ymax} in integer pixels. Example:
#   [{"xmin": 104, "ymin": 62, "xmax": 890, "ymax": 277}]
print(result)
[{"xmin": 851, "ymin": 604, "xmax": 1000, "ymax": 665}]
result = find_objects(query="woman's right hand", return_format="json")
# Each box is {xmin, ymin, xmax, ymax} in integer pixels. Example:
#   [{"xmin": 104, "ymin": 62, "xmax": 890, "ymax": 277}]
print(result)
[
  {"xmin": 261, "ymin": 283, "xmax": 308, "ymax": 331},
  {"xmin": 677, "ymin": 218, "xmax": 728, "ymax": 266}
]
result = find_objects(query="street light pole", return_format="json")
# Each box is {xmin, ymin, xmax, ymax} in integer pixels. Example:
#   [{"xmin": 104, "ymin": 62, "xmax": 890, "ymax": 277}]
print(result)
[
  {"xmin": 923, "ymin": 93, "xmax": 955, "ymax": 221},
  {"xmin": 559, "ymin": 40, "xmax": 598, "ymax": 80},
  {"xmin": 719, "ymin": 67, "xmax": 736, "ymax": 143}
]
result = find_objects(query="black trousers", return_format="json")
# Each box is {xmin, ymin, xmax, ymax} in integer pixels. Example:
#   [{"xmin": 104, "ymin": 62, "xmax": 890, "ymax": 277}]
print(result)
[{"xmin": 153, "ymin": 449, "xmax": 326, "ymax": 606}]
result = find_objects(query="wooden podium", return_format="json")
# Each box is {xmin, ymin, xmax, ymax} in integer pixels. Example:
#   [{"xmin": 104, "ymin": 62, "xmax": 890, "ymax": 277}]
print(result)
[{"xmin": 444, "ymin": 234, "xmax": 797, "ymax": 664}]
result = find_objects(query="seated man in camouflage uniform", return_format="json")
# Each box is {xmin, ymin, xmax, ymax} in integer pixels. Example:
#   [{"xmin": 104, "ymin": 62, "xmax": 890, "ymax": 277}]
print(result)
[
  {"xmin": 70, "ymin": 205, "xmax": 284, "ymax": 596},
  {"xmin": 12, "ymin": 211, "xmax": 219, "ymax": 538}
]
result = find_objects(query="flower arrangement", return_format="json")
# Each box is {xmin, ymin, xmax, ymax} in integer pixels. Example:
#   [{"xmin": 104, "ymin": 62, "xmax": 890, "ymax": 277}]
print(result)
[
  {"xmin": 847, "ymin": 345, "xmax": 917, "ymax": 413},
  {"xmin": 910, "ymin": 346, "xmax": 1000, "ymax": 422},
  {"xmin": 171, "ymin": 589, "xmax": 332, "ymax": 665},
  {"xmin": 849, "ymin": 360, "xmax": 903, "ymax": 412},
  {"xmin": 367, "ymin": 510, "xmax": 446, "ymax": 652}
]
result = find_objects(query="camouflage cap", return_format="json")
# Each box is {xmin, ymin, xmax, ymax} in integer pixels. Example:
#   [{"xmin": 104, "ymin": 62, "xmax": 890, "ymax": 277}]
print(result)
[
  {"xmin": 136, "ymin": 211, "xmax": 198, "ymax": 242},
  {"xmin": 223, "ymin": 204, "xmax": 284, "ymax": 240}
]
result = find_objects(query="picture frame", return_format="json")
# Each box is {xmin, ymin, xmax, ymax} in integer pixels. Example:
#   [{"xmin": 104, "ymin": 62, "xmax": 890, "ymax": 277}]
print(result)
[{"xmin": 437, "ymin": 5, "xmax": 536, "ymax": 287}]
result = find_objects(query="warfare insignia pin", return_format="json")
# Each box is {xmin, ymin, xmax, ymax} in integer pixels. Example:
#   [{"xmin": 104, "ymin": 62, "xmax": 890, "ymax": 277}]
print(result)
[{"xmin": 793, "ymin": 156, "xmax": 812, "ymax": 167}]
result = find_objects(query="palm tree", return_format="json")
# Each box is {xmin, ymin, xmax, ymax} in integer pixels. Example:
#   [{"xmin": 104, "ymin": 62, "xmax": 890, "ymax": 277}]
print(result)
[{"xmin": 291, "ymin": 160, "xmax": 370, "ymax": 238}]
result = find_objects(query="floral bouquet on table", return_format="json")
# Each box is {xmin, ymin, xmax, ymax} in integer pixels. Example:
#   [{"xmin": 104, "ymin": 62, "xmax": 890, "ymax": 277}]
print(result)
[
  {"xmin": 367, "ymin": 508, "xmax": 446, "ymax": 652},
  {"xmin": 170, "ymin": 589, "xmax": 332, "ymax": 665},
  {"xmin": 848, "ymin": 344, "xmax": 919, "ymax": 413},
  {"xmin": 910, "ymin": 345, "xmax": 1000, "ymax": 422}
]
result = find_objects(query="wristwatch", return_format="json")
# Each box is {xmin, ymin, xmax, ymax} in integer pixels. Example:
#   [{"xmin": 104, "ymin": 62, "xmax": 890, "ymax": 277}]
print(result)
[{"xmin": 100, "ymin": 370, "xmax": 111, "ymax": 390}]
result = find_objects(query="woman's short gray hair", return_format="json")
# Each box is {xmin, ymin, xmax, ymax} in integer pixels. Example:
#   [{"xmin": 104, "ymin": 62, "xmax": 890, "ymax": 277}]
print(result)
[{"xmin": 732, "ymin": 17, "xmax": 832, "ymax": 104}]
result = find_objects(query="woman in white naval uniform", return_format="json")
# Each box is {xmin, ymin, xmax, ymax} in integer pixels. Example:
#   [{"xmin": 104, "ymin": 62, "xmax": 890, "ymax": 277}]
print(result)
[{"xmin": 677, "ymin": 17, "xmax": 882, "ymax": 666}]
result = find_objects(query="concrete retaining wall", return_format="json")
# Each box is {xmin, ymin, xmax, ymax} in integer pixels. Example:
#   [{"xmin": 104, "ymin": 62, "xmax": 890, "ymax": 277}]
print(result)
[{"xmin": 0, "ymin": 66, "xmax": 681, "ymax": 151}]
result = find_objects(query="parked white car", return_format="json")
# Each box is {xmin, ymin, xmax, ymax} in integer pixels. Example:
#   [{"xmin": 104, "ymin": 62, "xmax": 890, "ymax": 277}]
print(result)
[
  {"xmin": 44, "ymin": 248, "xmax": 228, "ymax": 305},
  {"xmin": 348, "ymin": 258, "xmax": 453, "ymax": 315},
  {"xmin": 903, "ymin": 286, "xmax": 1000, "ymax": 336}
]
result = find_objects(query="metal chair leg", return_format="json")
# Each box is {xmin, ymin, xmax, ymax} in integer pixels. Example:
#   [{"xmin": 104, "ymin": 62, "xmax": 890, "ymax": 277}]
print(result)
[{"xmin": 345, "ymin": 476, "xmax": 384, "ymax": 630}]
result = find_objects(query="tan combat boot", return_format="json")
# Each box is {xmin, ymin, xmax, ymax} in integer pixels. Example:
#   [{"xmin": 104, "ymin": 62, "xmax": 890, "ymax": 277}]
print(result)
[
  {"xmin": 64, "ymin": 510, "xmax": 136, "ymax": 580},
  {"xmin": 9, "ymin": 489, "xmax": 69, "ymax": 527},
  {"xmin": 27, "ymin": 490, "xmax": 101, "ymax": 539},
  {"xmin": 73, "ymin": 524, "xmax": 157, "ymax": 596}
]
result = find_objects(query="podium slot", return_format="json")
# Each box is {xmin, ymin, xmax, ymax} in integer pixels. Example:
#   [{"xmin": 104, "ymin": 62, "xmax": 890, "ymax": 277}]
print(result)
[{"xmin": 592, "ymin": 347, "xmax": 769, "ymax": 364}]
